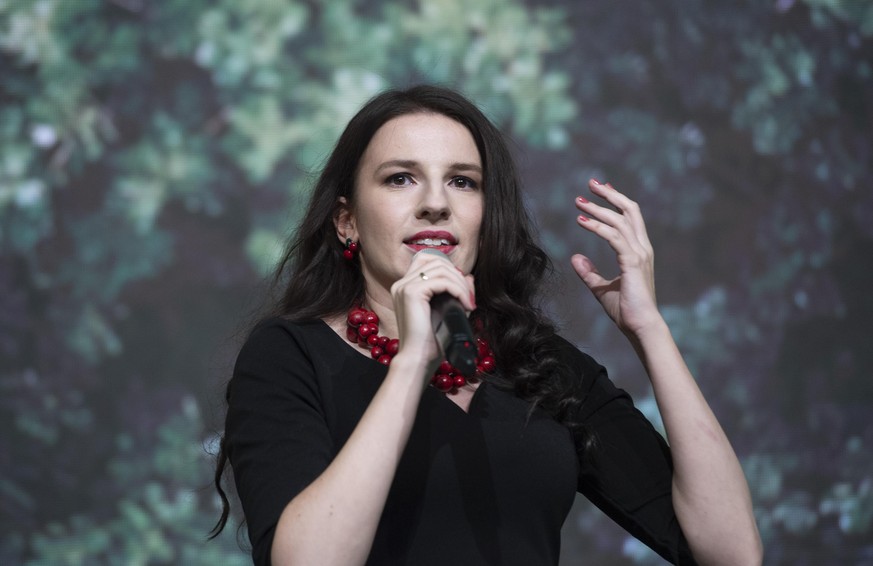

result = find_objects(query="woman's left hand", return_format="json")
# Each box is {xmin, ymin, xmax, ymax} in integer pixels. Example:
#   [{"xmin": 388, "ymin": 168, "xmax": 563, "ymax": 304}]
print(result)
[
  {"xmin": 571, "ymin": 179, "xmax": 663, "ymax": 337},
  {"xmin": 573, "ymin": 180, "xmax": 764, "ymax": 564}
]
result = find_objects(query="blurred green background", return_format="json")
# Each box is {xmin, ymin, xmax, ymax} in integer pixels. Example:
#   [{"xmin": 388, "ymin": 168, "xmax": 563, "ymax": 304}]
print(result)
[{"xmin": 1, "ymin": 0, "xmax": 871, "ymax": 564}]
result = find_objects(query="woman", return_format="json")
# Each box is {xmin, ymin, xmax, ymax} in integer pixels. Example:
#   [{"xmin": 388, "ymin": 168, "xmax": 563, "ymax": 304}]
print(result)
[{"xmin": 212, "ymin": 85, "xmax": 762, "ymax": 565}]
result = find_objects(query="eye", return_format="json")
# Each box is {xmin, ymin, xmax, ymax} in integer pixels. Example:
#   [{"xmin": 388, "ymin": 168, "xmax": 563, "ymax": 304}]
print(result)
[
  {"xmin": 385, "ymin": 173, "xmax": 414, "ymax": 187},
  {"xmin": 450, "ymin": 176, "xmax": 478, "ymax": 190}
]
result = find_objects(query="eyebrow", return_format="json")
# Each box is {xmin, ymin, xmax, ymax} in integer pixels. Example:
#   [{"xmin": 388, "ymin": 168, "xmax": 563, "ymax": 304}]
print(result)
[{"xmin": 374, "ymin": 159, "xmax": 483, "ymax": 175}]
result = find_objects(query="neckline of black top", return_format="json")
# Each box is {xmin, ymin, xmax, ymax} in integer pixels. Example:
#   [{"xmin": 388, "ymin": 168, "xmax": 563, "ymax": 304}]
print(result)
[{"xmin": 315, "ymin": 317, "xmax": 489, "ymax": 416}]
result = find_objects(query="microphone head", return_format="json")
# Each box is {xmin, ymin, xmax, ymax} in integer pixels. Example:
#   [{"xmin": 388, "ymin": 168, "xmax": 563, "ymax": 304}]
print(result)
[{"xmin": 415, "ymin": 248, "xmax": 449, "ymax": 261}]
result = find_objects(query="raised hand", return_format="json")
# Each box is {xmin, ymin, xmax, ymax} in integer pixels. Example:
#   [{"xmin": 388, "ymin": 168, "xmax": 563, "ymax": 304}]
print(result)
[{"xmin": 570, "ymin": 179, "xmax": 663, "ymax": 337}]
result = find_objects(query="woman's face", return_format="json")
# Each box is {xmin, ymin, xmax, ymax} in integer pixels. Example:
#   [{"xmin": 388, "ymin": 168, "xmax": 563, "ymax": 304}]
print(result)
[{"xmin": 338, "ymin": 112, "xmax": 484, "ymax": 299}]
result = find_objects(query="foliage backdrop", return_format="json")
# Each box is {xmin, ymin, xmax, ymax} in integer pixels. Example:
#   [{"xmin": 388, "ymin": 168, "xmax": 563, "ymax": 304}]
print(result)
[{"xmin": 1, "ymin": 0, "xmax": 871, "ymax": 564}]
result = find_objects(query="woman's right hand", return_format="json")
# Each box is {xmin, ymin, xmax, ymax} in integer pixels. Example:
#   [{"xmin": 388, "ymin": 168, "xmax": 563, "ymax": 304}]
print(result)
[{"xmin": 390, "ymin": 251, "xmax": 476, "ymax": 376}]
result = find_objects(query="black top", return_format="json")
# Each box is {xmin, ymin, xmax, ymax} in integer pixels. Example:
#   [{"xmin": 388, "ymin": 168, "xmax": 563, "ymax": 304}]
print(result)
[{"xmin": 225, "ymin": 318, "xmax": 696, "ymax": 565}]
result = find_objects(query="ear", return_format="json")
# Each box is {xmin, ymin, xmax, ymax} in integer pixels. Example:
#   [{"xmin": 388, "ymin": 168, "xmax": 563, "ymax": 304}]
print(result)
[{"xmin": 333, "ymin": 196, "xmax": 357, "ymax": 244}]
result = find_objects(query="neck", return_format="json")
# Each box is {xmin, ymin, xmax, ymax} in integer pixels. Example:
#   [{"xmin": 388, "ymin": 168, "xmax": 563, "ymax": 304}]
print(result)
[
  {"xmin": 357, "ymin": 267, "xmax": 400, "ymax": 337},
  {"xmin": 361, "ymin": 288, "xmax": 399, "ymax": 338}
]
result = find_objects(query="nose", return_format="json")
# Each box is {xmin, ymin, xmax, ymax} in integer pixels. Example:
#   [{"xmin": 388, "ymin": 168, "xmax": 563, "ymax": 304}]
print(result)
[{"xmin": 415, "ymin": 181, "xmax": 450, "ymax": 221}]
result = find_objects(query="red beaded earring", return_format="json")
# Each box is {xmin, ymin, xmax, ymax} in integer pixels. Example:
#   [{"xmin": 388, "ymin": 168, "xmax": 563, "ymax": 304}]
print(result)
[{"xmin": 343, "ymin": 238, "xmax": 359, "ymax": 260}]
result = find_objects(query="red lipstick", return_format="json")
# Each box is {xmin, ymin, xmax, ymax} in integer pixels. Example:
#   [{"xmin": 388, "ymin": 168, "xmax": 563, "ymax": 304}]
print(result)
[{"xmin": 404, "ymin": 231, "xmax": 458, "ymax": 254}]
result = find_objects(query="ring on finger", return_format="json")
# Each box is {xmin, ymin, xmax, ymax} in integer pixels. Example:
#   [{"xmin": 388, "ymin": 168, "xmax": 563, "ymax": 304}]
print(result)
[{"xmin": 420, "ymin": 272, "xmax": 428, "ymax": 281}]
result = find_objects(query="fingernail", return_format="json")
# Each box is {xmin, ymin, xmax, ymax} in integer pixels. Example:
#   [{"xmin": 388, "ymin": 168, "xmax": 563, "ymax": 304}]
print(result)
[
  {"xmin": 578, "ymin": 215, "xmax": 589, "ymax": 222},
  {"xmin": 591, "ymin": 178, "xmax": 601, "ymax": 185},
  {"xmin": 577, "ymin": 196, "xmax": 589, "ymax": 204},
  {"xmin": 470, "ymin": 291, "xmax": 477, "ymax": 309}
]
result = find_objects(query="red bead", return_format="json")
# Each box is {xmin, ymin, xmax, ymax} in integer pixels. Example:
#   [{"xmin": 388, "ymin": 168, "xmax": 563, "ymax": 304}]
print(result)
[
  {"xmin": 386, "ymin": 339, "xmax": 400, "ymax": 356},
  {"xmin": 346, "ymin": 327, "xmax": 359, "ymax": 343},
  {"xmin": 477, "ymin": 338, "xmax": 489, "ymax": 358},
  {"xmin": 434, "ymin": 374, "xmax": 453, "ymax": 392},
  {"xmin": 343, "ymin": 249, "xmax": 354, "ymax": 260},
  {"xmin": 348, "ymin": 241, "xmax": 359, "ymax": 252},
  {"xmin": 345, "ymin": 305, "xmax": 495, "ymax": 394}
]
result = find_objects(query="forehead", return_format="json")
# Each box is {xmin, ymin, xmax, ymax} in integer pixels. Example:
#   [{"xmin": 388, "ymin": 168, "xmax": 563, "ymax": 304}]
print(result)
[{"xmin": 361, "ymin": 113, "xmax": 481, "ymax": 165}]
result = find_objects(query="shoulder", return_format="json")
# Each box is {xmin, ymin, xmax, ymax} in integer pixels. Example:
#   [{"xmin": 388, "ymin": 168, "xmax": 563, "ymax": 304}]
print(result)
[
  {"xmin": 230, "ymin": 317, "xmax": 334, "ymax": 393},
  {"xmin": 543, "ymin": 333, "xmax": 606, "ymax": 394},
  {"xmin": 545, "ymin": 334, "xmax": 633, "ymax": 419},
  {"xmin": 247, "ymin": 315, "xmax": 328, "ymax": 342},
  {"xmin": 547, "ymin": 333, "xmax": 604, "ymax": 376},
  {"xmin": 238, "ymin": 317, "xmax": 330, "ymax": 358}
]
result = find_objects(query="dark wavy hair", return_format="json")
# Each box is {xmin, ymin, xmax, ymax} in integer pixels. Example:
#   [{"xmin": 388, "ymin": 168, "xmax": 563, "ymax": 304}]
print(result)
[{"xmin": 211, "ymin": 85, "xmax": 586, "ymax": 537}]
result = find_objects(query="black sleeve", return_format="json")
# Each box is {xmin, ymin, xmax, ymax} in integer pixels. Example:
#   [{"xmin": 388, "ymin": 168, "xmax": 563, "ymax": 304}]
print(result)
[
  {"xmin": 571, "ymin": 353, "xmax": 697, "ymax": 565},
  {"xmin": 224, "ymin": 319, "xmax": 335, "ymax": 566}
]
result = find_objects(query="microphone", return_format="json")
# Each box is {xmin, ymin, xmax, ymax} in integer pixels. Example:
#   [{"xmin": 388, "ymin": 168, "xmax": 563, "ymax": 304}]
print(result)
[{"xmin": 417, "ymin": 249, "xmax": 477, "ymax": 377}]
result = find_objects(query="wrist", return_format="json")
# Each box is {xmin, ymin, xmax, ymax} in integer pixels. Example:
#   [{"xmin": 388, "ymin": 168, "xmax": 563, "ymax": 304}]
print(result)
[
  {"xmin": 624, "ymin": 316, "xmax": 671, "ymax": 349},
  {"xmin": 388, "ymin": 349, "xmax": 436, "ymax": 382}
]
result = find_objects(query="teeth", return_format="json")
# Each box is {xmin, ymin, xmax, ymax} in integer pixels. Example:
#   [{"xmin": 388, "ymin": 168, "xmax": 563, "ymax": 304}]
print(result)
[{"xmin": 411, "ymin": 238, "xmax": 451, "ymax": 246}]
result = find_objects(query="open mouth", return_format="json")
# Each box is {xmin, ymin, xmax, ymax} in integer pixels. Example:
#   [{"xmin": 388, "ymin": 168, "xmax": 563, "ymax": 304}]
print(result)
[
  {"xmin": 408, "ymin": 237, "xmax": 452, "ymax": 246},
  {"xmin": 404, "ymin": 231, "xmax": 458, "ymax": 252}
]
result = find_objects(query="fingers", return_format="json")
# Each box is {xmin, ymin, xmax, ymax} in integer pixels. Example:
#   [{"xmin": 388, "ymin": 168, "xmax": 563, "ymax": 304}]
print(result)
[
  {"xmin": 570, "ymin": 254, "xmax": 607, "ymax": 291},
  {"xmin": 576, "ymin": 179, "xmax": 653, "ymax": 254},
  {"xmin": 574, "ymin": 180, "xmax": 654, "ymax": 270},
  {"xmin": 391, "ymin": 251, "xmax": 476, "ymax": 312},
  {"xmin": 390, "ymin": 253, "xmax": 474, "ymax": 363}
]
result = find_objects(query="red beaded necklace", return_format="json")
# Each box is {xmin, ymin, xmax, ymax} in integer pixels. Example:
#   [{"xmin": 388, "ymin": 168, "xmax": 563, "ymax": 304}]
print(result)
[{"xmin": 346, "ymin": 304, "xmax": 496, "ymax": 394}]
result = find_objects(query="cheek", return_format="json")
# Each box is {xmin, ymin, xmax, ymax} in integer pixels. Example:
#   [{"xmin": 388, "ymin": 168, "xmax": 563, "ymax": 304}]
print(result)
[
  {"xmin": 467, "ymin": 201, "xmax": 485, "ymax": 239},
  {"xmin": 464, "ymin": 214, "xmax": 484, "ymax": 263},
  {"xmin": 356, "ymin": 204, "xmax": 388, "ymax": 238},
  {"xmin": 358, "ymin": 207, "xmax": 406, "ymax": 252}
]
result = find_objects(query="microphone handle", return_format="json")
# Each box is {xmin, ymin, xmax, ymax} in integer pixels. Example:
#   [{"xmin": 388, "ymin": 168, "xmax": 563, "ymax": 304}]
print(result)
[{"xmin": 430, "ymin": 293, "xmax": 477, "ymax": 378}]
